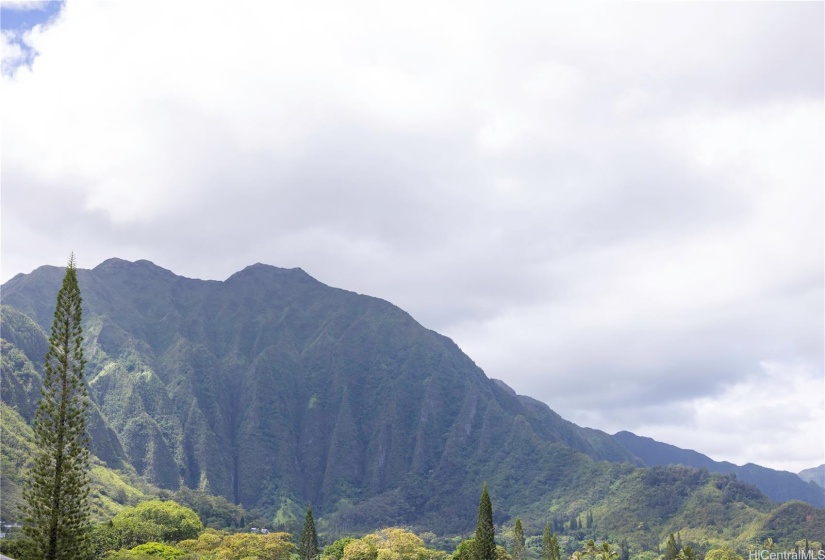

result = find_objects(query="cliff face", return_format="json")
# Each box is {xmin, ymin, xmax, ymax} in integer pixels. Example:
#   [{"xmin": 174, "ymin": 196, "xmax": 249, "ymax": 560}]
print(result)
[{"xmin": 1, "ymin": 259, "xmax": 635, "ymax": 531}]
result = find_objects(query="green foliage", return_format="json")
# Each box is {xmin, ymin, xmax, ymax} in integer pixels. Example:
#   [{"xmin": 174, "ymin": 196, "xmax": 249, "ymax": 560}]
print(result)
[
  {"xmin": 676, "ymin": 546, "xmax": 697, "ymax": 560},
  {"xmin": 0, "ymin": 401, "xmax": 151, "ymax": 525},
  {"xmin": 324, "ymin": 538, "xmax": 356, "ymax": 560},
  {"xmin": 344, "ymin": 539, "xmax": 378, "ymax": 560},
  {"xmin": 300, "ymin": 506, "xmax": 320, "ymax": 560},
  {"xmin": 476, "ymin": 484, "xmax": 496, "ymax": 560},
  {"xmin": 664, "ymin": 534, "xmax": 679, "ymax": 560},
  {"xmin": 704, "ymin": 547, "xmax": 743, "ymax": 560},
  {"xmin": 102, "ymin": 550, "xmax": 156, "ymax": 560},
  {"xmin": 177, "ymin": 528, "xmax": 227, "ymax": 553},
  {"xmin": 90, "ymin": 518, "xmax": 164, "ymax": 558},
  {"xmin": 618, "ymin": 540, "xmax": 629, "ymax": 560},
  {"xmin": 0, "ymin": 536, "xmax": 30, "ymax": 560},
  {"xmin": 495, "ymin": 545, "xmax": 512, "ymax": 560},
  {"xmin": 130, "ymin": 542, "xmax": 187, "ymax": 560},
  {"xmin": 512, "ymin": 519, "xmax": 525, "ymax": 560},
  {"xmin": 88, "ymin": 499, "xmax": 203, "ymax": 557},
  {"xmin": 113, "ymin": 500, "xmax": 203, "ymax": 542},
  {"xmin": 452, "ymin": 539, "xmax": 476, "ymax": 560},
  {"xmin": 172, "ymin": 487, "xmax": 246, "ymax": 529},
  {"xmin": 541, "ymin": 524, "xmax": 552, "ymax": 560},
  {"xmin": 211, "ymin": 532, "xmax": 295, "ymax": 560},
  {"xmin": 756, "ymin": 501, "xmax": 825, "ymax": 546},
  {"xmin": 22, "ymin": 255, "xmax": 93, "ymax": 560},
  {"xmin": 594, "ymin": 542, "xmax": 618, "ymax": 560},
  {"xmin": 361, "ymin": 527, "xmax": 446, "ymax": 560},
  {"xmin": 0, "ymin": 401, "xmax": 39, "ymax": 520}
]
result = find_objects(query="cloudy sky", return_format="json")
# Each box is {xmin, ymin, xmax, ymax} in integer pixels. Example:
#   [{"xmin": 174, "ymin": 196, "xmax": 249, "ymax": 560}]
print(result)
[{"xmin": 2, "ymin": 1, "xmax": 823, "ymax": 473}]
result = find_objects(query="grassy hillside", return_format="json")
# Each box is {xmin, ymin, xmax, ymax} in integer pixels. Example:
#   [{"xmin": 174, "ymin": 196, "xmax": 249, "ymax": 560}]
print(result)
[{"xmin": 0, "ymin": 402, "xmax": 154, "ymax": 522}]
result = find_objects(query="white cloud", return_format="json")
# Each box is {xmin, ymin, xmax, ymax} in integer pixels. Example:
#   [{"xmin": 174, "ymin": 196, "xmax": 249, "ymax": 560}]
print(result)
[
  {"xmin": 638, "ymin": 361, "xmax": 825, "ymax": 472},
  {"xmin": 1, "ymin": 1, "xmax": 822, "ymax": 471},
  {"xmin": 1, "ymin": 30, "xmax": 26, "ymax": 73}
]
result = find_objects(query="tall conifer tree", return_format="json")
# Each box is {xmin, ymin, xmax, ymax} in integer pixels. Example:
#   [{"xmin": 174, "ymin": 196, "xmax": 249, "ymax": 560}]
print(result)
[
  {"xmin": 551, "ymin": 535, "xmax": 560, "ymax": 560},
  {"xmin": 475, "ymin": 483, "xmax": 496, "ymax": 560},
  {"xmin": 620, "ymin": 539, "xmax": 630, "ymax": 560},
  {"xmin": 22, "ymin": 254, "xmax": 91, "ymax": 560},
  {"xmin": 542, "ymin": 523, "xmax": 552, "ymax": 560},
  {"xmin": 300, "ymin": 505, "xmax": 319, "ymax": 560},
  {"xmin": 512, "ymin": 518, "xmax": 525, "ymax": 560},
  {"xmin": 665, "ymin": 534, "xmax": 679, "ymax": 560}
]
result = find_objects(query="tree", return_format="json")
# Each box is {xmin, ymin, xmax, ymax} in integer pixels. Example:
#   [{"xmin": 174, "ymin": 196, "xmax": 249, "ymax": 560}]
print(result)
[
  {"xmin": 324, "ymin": 538, "xmax": 356, "ymax": 560},
  {"xmin": 676, "ymin": 546, "xmax": 697, "ymax": 560},
  {"xmin": 217, "ymin": 532, "xmax": 295, "ymax": 560},
  {"xmin": 619, "ymin": 539, "xmax": 630, "ymax": 560},
  {"xmin": 452, "ymin": 539, "xmax": 477, "ymax": 560},
  {"xmin": 704, "ymin": 547, "xmax": 743, "ymax": 560},
  {"xmin": 664, "ymin": 535, "xmax": 679, "ymax": 560},
  {"xmin": 112, "ymin": 499, "xmax": 203, "ymax": 542},
  {"xmin": 542, "ymin": 523, "xmax": 552, "ymax": 560},
  {"xmin": 512, "ymin": 518, "xmax": 525, "ymax": 560},
  {"xmin": 343, "ymin": 539, "xmax": 378, "ymax": 560},
  {"xmin": 363, "ymin": 528, "xmax": 425, "ymax": 557},
  {"xmin": 541, "ymin": 527, "xmax": 560, "ymax": 560},
  {"xmin": 596, "ymin": 542, "xmax": 618, "ymax": 560},
  {"xmin": 550, "ymin": 535, "xmax": 560, "ymax": 560},
  {"xmin": 22, "ymin": 254, "xmax": 92, "ymax": 560},
  {"xmin": 129, "ymin": 542, "xmax": 186, "ymax": 560},
  {"xmin": 475, "ymin": 483, "xmax": 496, "ymax": 560},
  {"xmin": 301, "ymin": 505, "xmax": 320, "ymax": 560},
  {"xmin": 583, "ymin": 540, "xmax": 597, "ymax": 560}
]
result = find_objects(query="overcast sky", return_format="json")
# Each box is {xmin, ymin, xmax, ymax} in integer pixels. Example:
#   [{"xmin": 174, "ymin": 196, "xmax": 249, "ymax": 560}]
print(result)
[{"xmin": 2, "ymin": 1, "xmax": 823, "ymax": 473}]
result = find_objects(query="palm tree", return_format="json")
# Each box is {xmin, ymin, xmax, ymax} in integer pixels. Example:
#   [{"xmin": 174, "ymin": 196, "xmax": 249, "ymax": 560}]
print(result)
[
  {"xmin": 583, "ymin": 540, "xmax": 597, "ymax": 560},
  {"xmin": 597, "ymin": 542, "xmax": 618, "ymax": 560}
]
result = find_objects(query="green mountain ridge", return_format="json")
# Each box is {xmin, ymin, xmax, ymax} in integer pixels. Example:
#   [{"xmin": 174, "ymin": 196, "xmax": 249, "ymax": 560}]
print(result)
[
  {"xmin": 1, "ymin": 259, "xmax": 823, "ymax": 549},
  {"xmin": 612, "ymin": 431, "xmax": 825, "ymax": 507}
]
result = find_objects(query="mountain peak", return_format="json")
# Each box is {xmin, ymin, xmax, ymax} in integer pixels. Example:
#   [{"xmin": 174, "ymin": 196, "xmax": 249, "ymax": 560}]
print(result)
[
  {"xmin": 225, "ymin": 262, "xmax": 316, "ymax": 283},
  {"xmin": 93, "ymin": 257, "xmax": 175, "ymax": 277}
]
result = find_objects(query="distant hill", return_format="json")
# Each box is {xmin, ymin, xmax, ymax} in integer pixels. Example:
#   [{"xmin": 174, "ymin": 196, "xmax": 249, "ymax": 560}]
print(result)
[
  {"xmin": 799, "ymin": 465, "xmax": 825, "ymax": 489},
  {"xmin": 613, "ymin": 431, "xmax": 825, "ymax": 507},
  {"xmin": 2, "ymin": 258, "xmax": 823, "ymax": 549}
]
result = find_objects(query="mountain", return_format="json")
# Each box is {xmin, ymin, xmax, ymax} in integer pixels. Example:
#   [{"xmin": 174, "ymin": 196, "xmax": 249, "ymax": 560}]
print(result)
[
  {"xmin": 1, "ymin": 259, "xmax": 633, "ymax": 526},
  {"xmin": 799, "ymin": 465, "xmax": 825, "ymax": 489},
  {"xmin": 613, "ymin": 431, "xmax": 825, "ymax": 507},
  {"xmin": 2, "ymin": 258, "xmax": 823, "ymax": 548}
]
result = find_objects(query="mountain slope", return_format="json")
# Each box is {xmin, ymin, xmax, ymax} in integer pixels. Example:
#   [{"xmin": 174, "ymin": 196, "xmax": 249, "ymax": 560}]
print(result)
[
  {"xmin": 0, "ymin": 402, "xmax": 152, "ymax": 521},
  {"xmin": 1, "ymin": 259, "xmax": 634, "ymax": 528},
  {"xmin": 2, "ymin": 258, "xmax": 822, "ymax": 548},
  {"xmin": 799, "ymin": 465, "xmax": 825, "ymax": 489},
  {"xmin": 613, "ymin": 431, "xmax": 825, "ymax": 507}
]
